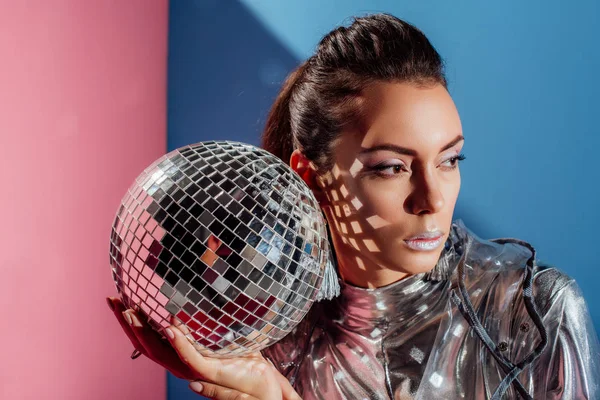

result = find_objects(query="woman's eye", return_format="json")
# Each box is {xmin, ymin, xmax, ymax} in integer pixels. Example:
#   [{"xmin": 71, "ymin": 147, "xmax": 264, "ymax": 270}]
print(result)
[
  {"xmin": 440, "ymin": 153, "xmax": 466, "ymax": 170},
  {"xmin": 371, "ymin": 163, "xmax": 406, "ymax": 177}
]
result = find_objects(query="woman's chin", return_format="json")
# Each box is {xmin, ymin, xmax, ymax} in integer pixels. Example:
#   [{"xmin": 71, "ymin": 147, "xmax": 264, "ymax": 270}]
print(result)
[{"xmin": 386, "ymin": 248, "xmax": 444, "ymax": 276}]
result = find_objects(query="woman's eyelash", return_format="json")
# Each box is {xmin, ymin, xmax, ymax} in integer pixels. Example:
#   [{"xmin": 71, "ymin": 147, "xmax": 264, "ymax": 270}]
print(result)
[
  {"xmin": 444, "ymin": 153, "xmax": 466, "ymax": 168},
  {"xmin": 367, "ymin": 163, "xmax": 406, "ymax": 178},
  {"xmin": 372, "ymin": 163, "xmax": 403, "ymax": 171},
  {"xmin": 370, "ymin": 163, "xmax": 406, "ymax": 176}
]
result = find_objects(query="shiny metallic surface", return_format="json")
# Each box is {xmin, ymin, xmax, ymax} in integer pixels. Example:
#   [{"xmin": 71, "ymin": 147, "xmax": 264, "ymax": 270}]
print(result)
[
  {"xmin": 263, "ymin": 221, "xmax": 600, "ymax": 399},
  {"xmin": 109, "ymin": 141, "xmax": 330, "ymax": 358}
]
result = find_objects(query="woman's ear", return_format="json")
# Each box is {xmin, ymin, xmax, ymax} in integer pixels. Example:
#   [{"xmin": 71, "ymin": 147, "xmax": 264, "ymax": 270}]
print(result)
[{"xmin": 289, "ymin": 149, "xmax": 329, "ymax": 206}]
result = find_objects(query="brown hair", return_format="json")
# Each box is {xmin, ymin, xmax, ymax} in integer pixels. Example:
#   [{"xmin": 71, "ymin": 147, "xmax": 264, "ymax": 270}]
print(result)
[{"xmin": 261, "ymin": 13, "xmax": 447, "ymax": 171}]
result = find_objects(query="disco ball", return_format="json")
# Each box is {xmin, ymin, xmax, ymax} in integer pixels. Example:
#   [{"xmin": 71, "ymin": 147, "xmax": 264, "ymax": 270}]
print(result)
[{"xmin": 109, "ymin": 141, "xmax": 330, "ymax": 358}]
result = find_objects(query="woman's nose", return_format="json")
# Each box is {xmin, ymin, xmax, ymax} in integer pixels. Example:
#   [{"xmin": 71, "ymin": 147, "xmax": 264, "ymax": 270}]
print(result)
[{"xmin": 407, "ymin": 171, "xmax": 445, "ymax": 215}]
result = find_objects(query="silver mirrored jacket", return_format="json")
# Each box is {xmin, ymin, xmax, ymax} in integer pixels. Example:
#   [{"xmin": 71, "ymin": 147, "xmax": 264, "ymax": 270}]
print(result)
[{"xmin": 262, "ymin": 220, "xmax": 600, "ymax": 399}]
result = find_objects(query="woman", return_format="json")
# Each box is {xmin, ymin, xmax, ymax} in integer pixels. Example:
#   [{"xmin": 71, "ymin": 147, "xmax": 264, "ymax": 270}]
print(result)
[{"xmin": 107, "ymin": 13, "xmax": 599, "ymax": 399}]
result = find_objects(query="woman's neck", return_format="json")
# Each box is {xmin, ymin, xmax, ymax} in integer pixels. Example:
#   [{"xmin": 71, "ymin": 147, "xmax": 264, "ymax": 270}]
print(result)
[{"xmin": 336, "ymin": 253, "xmax": 411, "ymax": 289}]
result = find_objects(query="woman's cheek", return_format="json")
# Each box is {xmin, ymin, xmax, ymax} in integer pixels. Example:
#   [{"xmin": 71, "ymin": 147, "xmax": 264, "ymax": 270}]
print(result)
[
  {"xmin": 358, "ymin": 181, "xmax": 410, "ymax": 223},
  {"xmin": 332, "ymin": 175, "xmax": 409, "ymax": 239}
]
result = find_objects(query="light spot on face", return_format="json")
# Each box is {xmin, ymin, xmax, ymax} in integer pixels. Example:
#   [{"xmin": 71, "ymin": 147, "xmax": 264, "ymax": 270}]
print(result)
[
  {"xmin": 351, "ymin": 197, "xmax": 363, "ymax": 210},
  {"xmin": 332, "ymin": 163, "xmax": 341, "ymax": 179},
  {"xmin": 330, "ymin": 190, "xmax": 340, "ymax": 201},
  {"xmin": 340, "ymin": 185, "xmax": 349, "ymax": 198},
  {"xmin": 349, "ymin": 158, "xmax": 363, "ymax": 177},
  {"xmin": 363, "ymin": 239, "xmax": 380, "ymax": 252},
  {"xmin": 355, "ymin": 256, "xmax": 366, "ymax": 270},
  {"xmin": 342, "ymin": 204, "xmax": 352, "ymax": 217},
  {"xmin": 334, "ymin": 205, "xmax": 342, "ymax": 217},
  {"xmin": 350, "ymin": 221, "xmax": 362, "ymax": 234},
  {"xmin": 366, "ymin": 214, "xmax": 390, "ymax": 229},
  {"xmin": 340, "ymin": 222, "xmax": 348, "ymax": 234}
]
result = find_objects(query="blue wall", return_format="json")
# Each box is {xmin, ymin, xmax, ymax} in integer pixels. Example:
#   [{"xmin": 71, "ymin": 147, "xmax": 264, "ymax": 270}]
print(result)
[{"xmin": 168, "ymin": 1, "xmax": 600, "ymax": 398}]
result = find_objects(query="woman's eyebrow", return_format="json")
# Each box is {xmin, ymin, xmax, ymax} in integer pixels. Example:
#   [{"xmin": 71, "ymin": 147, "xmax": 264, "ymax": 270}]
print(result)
[
  {"xmin": 359, "ymin": 135, "xmax": 464, "ymax": 156},
  {"xmin": 439, "ymin": 135, "xmax": 464, "ymax": 152},
  {"xmin": 359, "ymin": 144, "xmax": 417, "ymax": 156}
]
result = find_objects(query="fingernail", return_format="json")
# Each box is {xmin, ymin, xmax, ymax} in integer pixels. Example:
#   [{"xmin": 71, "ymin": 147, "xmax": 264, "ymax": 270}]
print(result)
[
  {"xmin": 122, "ymin": 311, "xmax": 133, "ymax": 326},
  {"xmin": 165, "ymin": 327, "xmax": 175, "ymax": 340},
  {"xmin": 189, "ymin": 381, "xmax": 203, "ymax": 393},
  {"xmin": 128, "ymin": 311, "xmax": 144, "ymax": 328},
  {"xmin": 106, "ymin": 297, "xmax": 115, "ymax": 311}
]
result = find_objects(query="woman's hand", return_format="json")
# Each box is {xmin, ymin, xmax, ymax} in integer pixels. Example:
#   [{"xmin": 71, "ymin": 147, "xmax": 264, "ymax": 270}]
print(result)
[{"xmin": 107, "ymin": 297, "xmax": 301, "ymax": 400}]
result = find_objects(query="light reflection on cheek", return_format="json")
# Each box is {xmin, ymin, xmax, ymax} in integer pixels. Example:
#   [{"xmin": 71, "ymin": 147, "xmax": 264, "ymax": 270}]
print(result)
[
  {"xmin": 322, "ymin": 160, "xmax": 405, "ymax": 256},
  {"xmin": 350, "ymin": 197, "xmax": 363, "ymax": 210},
  {"xmin": 358, "ymin": 184, "xmax": 408, "ymax": 222},
  {"xmin": 366, "ymin": 215, "xmax": 390, "ymax": 229},
  {"xmin": 349, "ymin": 159, "xmax": 363, "ymax": 177}
]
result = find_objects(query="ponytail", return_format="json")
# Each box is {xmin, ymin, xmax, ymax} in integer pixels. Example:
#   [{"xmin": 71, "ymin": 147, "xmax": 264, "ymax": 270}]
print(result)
[{"xmin": 260, "ymin": 62, "xmax": 308, "ymax": 165}]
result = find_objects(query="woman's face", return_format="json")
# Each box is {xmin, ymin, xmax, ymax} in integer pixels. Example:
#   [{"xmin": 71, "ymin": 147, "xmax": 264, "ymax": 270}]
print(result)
[{"xmin": 317, "ymin": 81, "xmax": 464, "ymax": 287}]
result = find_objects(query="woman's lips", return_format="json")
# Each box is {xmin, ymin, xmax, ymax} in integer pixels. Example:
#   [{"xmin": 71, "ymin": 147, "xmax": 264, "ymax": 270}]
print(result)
[{"xmin": 403, "ymin": 232, "xmax": 444, "ymax": 251}]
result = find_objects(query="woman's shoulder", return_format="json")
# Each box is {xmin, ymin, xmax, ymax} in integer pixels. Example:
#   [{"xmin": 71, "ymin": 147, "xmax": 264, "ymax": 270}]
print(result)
[
  {"xmin": 452, "ymin": 220, "xmax": 580, "ymax": 315},
  {"xmin": 452, "ymin": 221, "xmax": 600, "ymax": 398},
  {"xmin": 530, "ymin": 261, "xmax": 578, "ymax": 315}
]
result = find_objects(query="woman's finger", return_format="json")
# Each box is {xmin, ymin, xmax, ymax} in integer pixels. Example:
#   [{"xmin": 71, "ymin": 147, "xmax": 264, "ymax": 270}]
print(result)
[
  {"xmin": 267, "ymin": 362, "xmax": 301, "ymax": 400},
  {"xmin": 166, "ymin": 324, "xmax": 280, "ymax": 399},
  {"xmin": 188, "ymin": 380, "xmax": 260, "ymax": 400},
  {"xmin": 106, "ymin": 297, "xmax": 145, "ymax": 355},
  {"xmin": 121, "ymin": 308, "xmax": 199, "ymax": 380},
  {"xmin": 170, "ymin": 315, "xmax": 191, "ymax": 335}
]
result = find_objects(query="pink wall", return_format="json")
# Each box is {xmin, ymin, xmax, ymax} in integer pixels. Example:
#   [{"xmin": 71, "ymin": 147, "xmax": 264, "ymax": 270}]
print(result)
[{"xmin": 0, "ymin": 1, "xmax": 168, "ymax": 399}]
